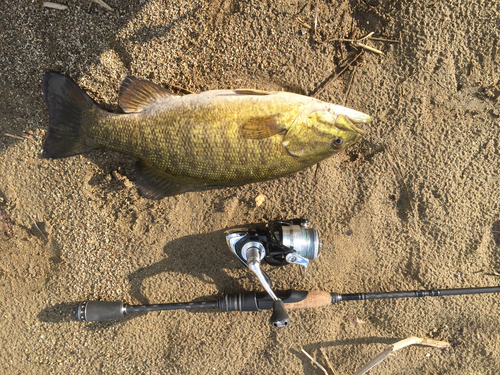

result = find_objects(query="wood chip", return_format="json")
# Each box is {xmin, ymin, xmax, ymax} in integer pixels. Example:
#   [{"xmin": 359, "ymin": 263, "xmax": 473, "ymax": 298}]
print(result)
[
  {"xmin": 255, "ymin": 194, "xmax": 266, "ymax": 207},
  {"xmin": 43, "ymin": 2, "xmax": 68, "ymax": 10}
]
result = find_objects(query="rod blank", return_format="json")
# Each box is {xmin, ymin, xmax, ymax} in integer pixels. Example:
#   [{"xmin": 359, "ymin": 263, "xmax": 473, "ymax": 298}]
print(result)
[{"xmin": 73, "ymin": 286, "xmax": 500, "ymax": 322}]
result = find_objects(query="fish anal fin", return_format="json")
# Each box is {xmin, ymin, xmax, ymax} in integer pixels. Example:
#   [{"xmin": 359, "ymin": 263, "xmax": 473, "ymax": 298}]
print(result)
[
  {"xmin": 119, "ymin": 76, "xmax": 174, "ymax": 113},
  {"xmin": 134, "ymin": 161, "xmax": 201, "ymax": 199},
  {"xmin": 241, "ymin": 115, "xmax": 284, "ymax": 139},
  {"xmin": 234, "ymin": 89, "xmax": 272, "ymax": 96}
]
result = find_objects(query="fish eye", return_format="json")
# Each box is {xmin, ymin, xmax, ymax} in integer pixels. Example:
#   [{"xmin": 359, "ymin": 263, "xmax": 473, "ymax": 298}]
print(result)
[{"xmin": 332, "ymin": 138, "xmax": 343, "ymax": 147}]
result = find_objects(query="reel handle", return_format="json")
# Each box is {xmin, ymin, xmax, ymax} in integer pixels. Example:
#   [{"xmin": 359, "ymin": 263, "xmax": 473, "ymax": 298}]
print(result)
[
  {"xmin": 245, "ymin": 245, "xmax": 291, "ymax": 327},
  {"xmin": 270, "ymin": 300, "xmax": 290, "ymax": 327}
]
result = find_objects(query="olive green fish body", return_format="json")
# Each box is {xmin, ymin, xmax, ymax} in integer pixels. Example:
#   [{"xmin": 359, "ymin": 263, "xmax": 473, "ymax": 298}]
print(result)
[
  {"xmin": 94, "ymin": 92, "xmax": 316, "ymax": 185},
  {"xmin": 42, "ymin": 72, "xmax": 371, "ymax": 199}
]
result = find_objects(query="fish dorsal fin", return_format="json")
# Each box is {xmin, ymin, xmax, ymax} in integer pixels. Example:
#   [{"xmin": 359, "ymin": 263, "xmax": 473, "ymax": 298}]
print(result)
[
  {"xmin": 119, "ymin": 76, "xmax": 174, "ymax": 113},
  {"xmin": 240, "ymin": 115, "xmax": 285, "ymax": 139},
  {"xmin": 234, "ymin": 89, "xmax": 272, "ymax": 96}
]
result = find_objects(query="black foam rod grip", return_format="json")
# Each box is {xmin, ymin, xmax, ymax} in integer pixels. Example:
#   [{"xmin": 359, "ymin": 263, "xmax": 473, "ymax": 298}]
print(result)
[{"xmin": 73, "ymin": 301, "xmax": 125, "ymax": 322}]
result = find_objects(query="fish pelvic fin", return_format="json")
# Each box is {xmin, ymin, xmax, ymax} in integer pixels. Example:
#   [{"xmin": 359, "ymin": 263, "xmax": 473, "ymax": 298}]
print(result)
[
  {"xmin": 134, "ymin": 161, "xmax": 203, "ymax": 199},
  {"xmin": 119, "ymin": 76, "xmax": 175, "ymax": 113},
  {"xmin": 42, "ymin": 72, "xmax": 99, "ymax": 158}
]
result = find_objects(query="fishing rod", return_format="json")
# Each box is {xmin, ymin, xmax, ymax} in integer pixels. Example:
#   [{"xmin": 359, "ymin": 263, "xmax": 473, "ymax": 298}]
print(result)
[
  {"xmin": 75, "ymin": 219, "xmax": 321, "ymax": 327},
  {"xmin": 74, "ymin": 285, "xmax": 500, "ymax": 323},
  {"xmin": 72, "ymin": 218, "xmax": 500, "ymax": 327}
]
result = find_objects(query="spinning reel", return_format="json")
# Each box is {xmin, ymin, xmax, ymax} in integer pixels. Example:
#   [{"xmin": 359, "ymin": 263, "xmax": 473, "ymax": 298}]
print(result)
[
  {"xmin": 225, "ymin": 219, "xmax": 320, "ymax": 327},
  {"xmin": 74, "ymin": 218, "xmax": 320, "ymax": 327}
]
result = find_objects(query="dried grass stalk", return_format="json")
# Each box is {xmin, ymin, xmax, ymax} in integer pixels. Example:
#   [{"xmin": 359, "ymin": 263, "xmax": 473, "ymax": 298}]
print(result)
[
  {"xmin": 93, "ymin": 0, "xmax": 113, "ymax": 11},
  {"xmin": 354, "ymin": 337, "xmax": 451, "ymax": 375},
  {"xmin": 301, "ymin": 348, "xmax": 328, "ymax": 375}
]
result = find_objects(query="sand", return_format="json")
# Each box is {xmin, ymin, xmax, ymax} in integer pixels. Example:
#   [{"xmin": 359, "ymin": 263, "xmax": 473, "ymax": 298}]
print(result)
[{"xmin": 0, "ymin": 0, "xmax": 499, "ymax": 374}]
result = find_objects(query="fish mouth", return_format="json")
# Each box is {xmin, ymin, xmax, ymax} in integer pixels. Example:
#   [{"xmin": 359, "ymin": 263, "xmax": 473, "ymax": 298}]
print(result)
[
  {"xmin": 349, "ymin": 120, "xmax": 367, "ymax": 136},
  {"xmin": 345, "ymin": 113, "xmax": 371, "ymax": 136}
]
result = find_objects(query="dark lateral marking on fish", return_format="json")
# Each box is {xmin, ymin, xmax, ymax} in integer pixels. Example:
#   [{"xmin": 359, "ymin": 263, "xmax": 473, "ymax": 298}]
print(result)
[
  {"xmin": 240, "ymin": 115, "xmax": 285, "ymax": 139},
  {"xmin": 234, "ymin": 89, "xmax": 272, "ymax": 96},
  {"xmin": 119, "ymin": 76, "xmax": 174, "ymax": 113}
]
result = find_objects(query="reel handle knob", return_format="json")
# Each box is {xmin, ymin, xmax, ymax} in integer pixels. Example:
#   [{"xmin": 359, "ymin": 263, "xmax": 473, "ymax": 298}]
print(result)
[{"xmin": 270, "ymin": 300, "xmax": 290, "ymax": 327}]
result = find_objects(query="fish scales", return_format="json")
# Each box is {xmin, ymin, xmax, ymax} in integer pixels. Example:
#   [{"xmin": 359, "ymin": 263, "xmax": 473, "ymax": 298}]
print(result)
[
  {"xmin": 42, "ymin": 72, "xmax": 371, "ymax": 199},
  {"xmin": 93, "ymin": 93, "xmax": 305, "ymax": 185}
]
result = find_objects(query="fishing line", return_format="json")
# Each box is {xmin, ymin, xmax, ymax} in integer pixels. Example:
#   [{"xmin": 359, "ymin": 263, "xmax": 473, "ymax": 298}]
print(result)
[
  {"xmin": 371, "ymin": 215, "xmax": 500, "ymax": 235},
  {"xmin": 416, "ymin": 162, "xmax": 500, "ymax": 182},
  {"xmin": 338, "ymin": 141, "xmax": 498, "ymax": 243}
]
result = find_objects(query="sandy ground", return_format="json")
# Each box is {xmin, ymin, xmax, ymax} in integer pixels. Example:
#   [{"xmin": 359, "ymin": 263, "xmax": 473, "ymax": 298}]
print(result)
[{"xmin": 1, "ymin": 0, "xmax": 500, "ymax": 374}]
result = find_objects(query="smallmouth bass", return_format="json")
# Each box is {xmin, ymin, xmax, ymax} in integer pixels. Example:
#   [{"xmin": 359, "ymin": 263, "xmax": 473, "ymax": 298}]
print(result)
[{"xmin": 42, "ymin": 72, "xmax": 371, "ymax": 199}]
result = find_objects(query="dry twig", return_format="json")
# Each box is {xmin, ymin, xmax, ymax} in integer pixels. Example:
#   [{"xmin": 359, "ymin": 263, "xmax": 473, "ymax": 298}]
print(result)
[
  {"xmin": 294, "ymin": 9, "xmax": 398, "ymax": 55},
  {"xmin": 319, "ymin": 347, "xmax": 337, "ymax": 375},
  {"xmin": 93, "ymin": 0, "xmax": 113, "ymax": 11},
  {"xmin": 165, "ymin": 83, "xmax": 196, "ymax": 95},
  {"xmin": 313, "ymin": 51, "xmax": 363, "ymax": 98},
  {"xmin": 343, "ymin": 66, "xmax": 357, "ymax": 106},
  {"xmin": 43, "ymin": 2, "xmax": 68, "ymax": 10},
  {"xmin": 32, "ymin": 218, "xmax": 47, "ymax": 240},
  {"xmin": 328, "ymin": 32, "xmax": 385, "ymax": 55},
  {"xmin": 313, "ymin": 162, "xmax": 321, "ymax": 180},
  {"xmin": 295, "ymin": 16, "xmax": 311, "ymax": 30},
  {"xmin": 4, "ymin": 133, "xmax": 26, "ymax": 140},
  {"xmin": 314, "ymin": 0, "xmax": 320, "ymax": 30},
  {"xmin": 301, "ymin": 348, "xmax": 328, "ymax": 375},
  {"xmin": 354, "ymin": 337, "xmax": 451, "ymax": 375}
]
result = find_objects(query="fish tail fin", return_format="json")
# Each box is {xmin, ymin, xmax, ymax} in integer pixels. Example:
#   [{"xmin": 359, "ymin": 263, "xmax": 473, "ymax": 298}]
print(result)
[{"xmin": 42, "ymin": 72, "xmax": 100, "ymax": 158}]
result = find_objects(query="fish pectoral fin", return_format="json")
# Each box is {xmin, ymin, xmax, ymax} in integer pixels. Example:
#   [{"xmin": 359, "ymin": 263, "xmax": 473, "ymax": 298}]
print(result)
[
  {"xmin": 119, "ymin": 76, "xmax": 175, "ymax": 113},
  {"xmin": 241, "ymin": 116, "xmax": 285, "ymax": 139},
  {"xmin": 134, "ymin": 161, "xmax": 199, "ymax": 199},
  {"xmin": 234, "ymin": 89, "xmax": 272, "ymax": 95}
]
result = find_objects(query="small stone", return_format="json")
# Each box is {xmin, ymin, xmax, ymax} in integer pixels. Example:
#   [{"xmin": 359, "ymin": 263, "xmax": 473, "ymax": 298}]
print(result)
[{"xmin": 255, "ymin": 194, "xmax": 266, "ymax": 207}]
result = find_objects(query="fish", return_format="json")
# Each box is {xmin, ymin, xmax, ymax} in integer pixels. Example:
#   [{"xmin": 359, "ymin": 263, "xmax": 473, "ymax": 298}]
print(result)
[{"xmin": 42, "ymin": 72, "xmax": 371, "ymax": 199}]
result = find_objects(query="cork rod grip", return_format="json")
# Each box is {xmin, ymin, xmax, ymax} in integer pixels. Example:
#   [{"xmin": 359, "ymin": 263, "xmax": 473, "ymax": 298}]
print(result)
[{"xmin": 284, "ymin": 291, "xmax": 331, "ymax": 310}]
